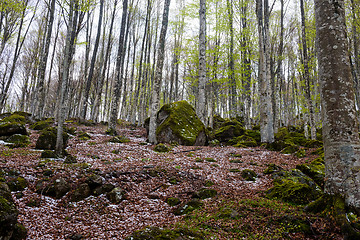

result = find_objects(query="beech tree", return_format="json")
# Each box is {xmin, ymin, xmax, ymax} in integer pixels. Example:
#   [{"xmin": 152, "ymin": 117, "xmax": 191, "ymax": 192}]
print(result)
[
  {"xmin": 315, "ymin": 0, "xmax": 360, "ymax": 209},
  {"xmin": 148, "ymin": 0, "xmax": 171, "ymax": 144}
]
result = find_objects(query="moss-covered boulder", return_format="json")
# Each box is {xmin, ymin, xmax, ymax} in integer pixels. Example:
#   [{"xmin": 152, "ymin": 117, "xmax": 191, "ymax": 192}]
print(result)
[
  {"xmin": 305, "ymin": 194, "xmax": 360, "ymax": 239},
  {"xmin": 230, "ymin": 135, "xmax": 257, "ymax": 147},
  {"xmin": 109, "ymin": 135, "xmax": 130, "ymax": 143},
  {"xmin": 40, "ymin": 150, "xmax": 58, "ymax": 158},
  {"xmin": 35, "ymin": 127, "xmax": 69, "ymax": 150},
  {"xmin": 154, "ymin": 101, "xmax": 207, "ymax": 146},
  {"xmin": 71, "ymin": 183, "xmax": 91, "ymax": 202},
  {"xmin": 1, "ymin": 114, "xmax": 26, "ymax": 125},
  {"xmin": 214, "ymin": 119, "xmax": 245, "ymax": 143},
  {"xmin": 192, "ymin": 188, "xmax": 217, "ymax": 199},
  {"xmin": 126, "ymin": 227, "xmax": 205, "ymax": 240},
  {"xmin": 263, "ymin": 164, "xmax": 283, "ymax": 175},
  {"xmin": 154, "ymin": 143, "xmax": 171, "ymax": 153},
  {"xmin": 6, "ymin": 134, "xmax": 30, "ymax": 148},
  {"xmin": 296, "ymin": 157, "xmax": 325, "ymax": 188},
  {"xmin": 0, "ymin": 182, "xmax": 27, "ymax": 240},
  {"xmin": 213, "ymin": 114, "xmax": 226, "ymax": 130},
  {"xmin": 241, "ymin": 169, "xmax": 257, "ymax": 181},
  {"xmin": 166, "ymin": 197, "xmax": 181, "ymax": 206},
  {"xmin": 35, "ymin": 178, "xmax": 71, "ymax": 199},
  {"xmin": 174, "ymin": 198, "xmax": 203, "ymax": 215},
  {"xmin": 266, "ymin": 169, "xmax": 323, "ymax": 205},
  {"xmin": 106, "ymin": 187, "xmax": 124, "ymax": 204},
  {"xmin": 30, "ymin": 119, "xmax": 53, "ymax": 130},
  {"xmin": 78, "ymin": 132, "xmax": 91, "ymax": 140},
  {"xmin": 7, "ymin": 177, "xmax": 27, "ymax": 192},
  {"xmin": 0, "ymin": 122, "xmax": 27, "ymax": 137}
]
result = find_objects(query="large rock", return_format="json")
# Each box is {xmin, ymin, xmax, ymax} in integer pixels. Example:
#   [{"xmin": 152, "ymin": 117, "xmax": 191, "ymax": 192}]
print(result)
[
  {"xmin": 0, "ymin": 122, "xmax": 27, "ymax": 137},
  {"xmin": 35, "ymin": 127, "xmax": 69, "ymax": 150},
  {"xmin": 153, "ymin": 101, "xmax": 207, "ymax": 146},
  {"xmin": 214, "ymin": 119, "xmax": 245, "ymax": 143},
  {"xmin": 0, "ymin": 182, "xmax": 27, "ymax": 240}
]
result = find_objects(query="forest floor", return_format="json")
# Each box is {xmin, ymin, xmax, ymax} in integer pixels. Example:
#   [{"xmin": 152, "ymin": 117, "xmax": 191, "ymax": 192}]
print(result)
[{"xmin": 0, "ymin": 123, "xmax": 343, "ymax": 239}]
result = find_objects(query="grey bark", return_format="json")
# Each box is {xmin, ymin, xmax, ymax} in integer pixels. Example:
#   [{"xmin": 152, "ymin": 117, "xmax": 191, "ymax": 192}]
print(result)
[
  {"xmin": 148, "ymin": 0, "xmax": 171, "ymax": 144},
  {"xmin": 80, "ymin": 0, "xmax": 104, "ymax": 120},
  {"xmin": 197, "ymin": 0, "xmax": 207, "ymax": 124},
  {"xmin": 108, "ymin": 0, "xmax": 128, "ymax": 134},
  {"xmin": 315, "ymin": 0, "xmax": 360, "ymax": 209}
]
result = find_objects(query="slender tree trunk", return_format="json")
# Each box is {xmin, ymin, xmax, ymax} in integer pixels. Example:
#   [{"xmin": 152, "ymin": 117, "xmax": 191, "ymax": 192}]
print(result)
[
  {"xmin": 227, "ymin": 0, "xmax": 236, "ymax": 117},
  {"xmin": 257, "ymin": 0, "xmax": 274, "ymax": 143},
  {"xmin": 300, "ymin": 0, "xmax": 316, "ymax": 140},
  {"xmin": 197, "ymin": 0, "xmax": 207, "ymax": 124},
  {"xmin": 80, "ymin": 0, "xmax": 104, "ymax": 120},
  {"xmin": 108, "ymin": 0, "xmax": 128, "ymax": 135},
  {"xmin": 148, "ymin": 0, "xmax": 171, "ymax": 144},
  {"xmin": 315, "ymin": 0, "xmax": 360, "ymax": 209}
]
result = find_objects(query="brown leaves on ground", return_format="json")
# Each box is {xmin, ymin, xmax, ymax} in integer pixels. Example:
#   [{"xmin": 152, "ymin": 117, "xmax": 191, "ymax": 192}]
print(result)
[{"xmin": 0, "ymin": 124, "xmax": 341, "ymax": 239}]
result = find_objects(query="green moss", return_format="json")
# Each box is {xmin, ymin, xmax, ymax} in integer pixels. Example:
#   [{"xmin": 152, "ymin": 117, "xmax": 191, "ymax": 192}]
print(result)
[
  {"xmin": 0, "ymin": 122, "xmax": 27, "ymax": 136},
  {"xmin": 105, "ymin": 128, "xmax": 117, "ymax": 136},
  {"xmin": 41, "ymin": 150, "xmax": 58, "ymax": 158},
  {"xmin": 241, "ymin": 169, "xmax": 257, "ymax": 181},
  {"xmin": 296, "ymin": 157, "xmax": 325, "ymax": 188},
  {"xmin": 6, "ymin": 134, "xmax": 30, "ymax": 148},
  {"xmin": 229, "ymin": 168, "xmax": 240, "ymax": 172},
  {"xmin": 30, "ymin": 119, "xmax": 53, "ymax": 130},
  {"xmin": 263, "ymin": 164, "xmax": 283, "ymax": 174},
  {"xmin": 244, "ymin": 129, "xmax": 261, "ymax": 143},
  {"xmin": 35, "ymin": 127, "xmax": 69, "ymax": 150},
  {"xmin": 78, "ymin": 132, "xmax": 91, "ymax": 140},
  {"xmin": 231, "ymin": 135, "xmax": 257, "ymax": 147},
  {"xmin": 304, "ymin": 139, "xmax": 323, "ymax": 148},
  {"xmin": 266, "ymin": 178, "xmax": 322, "ymax": 205},
  {"xmin": 126, "ymin": 227, "xmax": 205, "ymax": 240},
  {"xmin": 7, "ymin": 177, "xmax": 27, "ymax": 191},
  {"xmin": 205, "ymin": 157, "xmax": 216, "ymax": 162},
  {"xmin": 281, "ymin": 144, "xmax": 299, "ymax": 154},
  {"xmin": 166, "ymin": 197, "xmax": 181, "ymax": 206},
  {"xmin": 295, "ymin": 149, "xmax": 306, "ymax": 158},
  {"xmin": 109, "ymin": 136, "xmax": 130, "ymax": 143},
  {"xmin": 1, "ymin": 114, "xmax": 26, "ymax": 124},
  {"xmin": 154, "ymin": 143, "xmax": 171, "ymax": 153},
  {"xmin": 214, "ymin": 119, "xmax": 245, "ymax": 143},
  {"xmin": 174, "ymin": 199, "xmax": 204, "ymax": 215},
  {"xmin": 156, "ymin": 101, "xmax": 206, "ymax": 146},
  {"xmin": 192, "ymin": 188, "xmax": 217, "ymax": 199}
]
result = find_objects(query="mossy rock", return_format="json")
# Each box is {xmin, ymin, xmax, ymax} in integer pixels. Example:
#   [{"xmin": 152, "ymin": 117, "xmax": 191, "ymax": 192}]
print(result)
[
  {"xmin": 266, "ymin": 140, "xmax": 291, "ymax": 152},
  {"xmin": 274, "ymin": 215, "xmax": 311, "ymax": 234},
  {"xmin": 214, "ymin": 119, "xmax": 245, "ymax": 143},
  {"xmin": 155, "ymin": 100, "xmax": 207, "ymax": 146},
  {"xmin": 311, "ymin": 146, "xmax": 324, "ymax": 156},
  {"xmin": 5, "ymin": 134, "xmax": 30, "ymax": 148},
  {"xmin": 281, "ymin": 144, "xmax": 299, "ymax": 154},
  {"xmin": 305, "ymin": 194, "xmax": 360, "ymax": 239},
  {"xmin": 71, "ymin": 183, "xmax": 91, "ymax": 202},
  {"xmin": 126, "ymin": 227, "xmax": 205, "ymax": 240},
  {"xmin": 266, "ymin": 169, "xmax": 322, "ymax": 205},
  {"xmin": 212, "ymin": 114, "xmax": 226, "ymax": 130},
  {"xmin": 304, "ymin": 139, "xmax": 323, "ymax": 148},
  {"xmin": 263, "ymin": 164, "xmax": 283, "ymax": 174},
  {"xmin": 7, "ymin": 177, "xmax": 27, "ymax": 192},
  {"xmin": 295, "ymin": 148, "xmax": 306, "ymax": 158},
  {"xmin": 10, "ymin": 223, "xmax": 27, "ymax": 240},
  {"xmin": 64, "ymin": 154, "xmax": 77, "ymax": 164},
  {"xmin": 35, "ymin": 178, "xmax": 70, "ymax": 199},
  {"xmin": 64, "ymin": 126, "xmax": 77, "ymax": 135},
  {"xmin": 30, "ymin": 119, "xmax": 53, "ymax": 130},
  {"xmin": 78, "ymin": 132, "xmax": 91, "ymax": 140},
  {"xmin": 192, "ymin": 188, "xmax": 217, "ymax": 199},
  {"xmin": 105, "ymin": 128, "xmax": 118, "ymax": 136},
  {"xmin": 154, "ymin": 143, "xmax": 171, "ymax": 153},
  {"xmin": 174, "ymin": 198, "xmax": 203, "ymax": 215},
  {"xmin": 0, "ymin": 182, "xmax": 20, "ymax": 240},
  {"xmin": 35, "ymin": 127, "xmax": 69, "ymax": 150},
  {"xmin": 166, "ymin": 197, "xmax": 181, "ymax": 206},
  {"xmin": 245, "ymin": 129, "xmax": 261, "ymax": 143},
  {"xmin": 296, "ymin": 157, "xmax": 325, "ymax": 188},
  {"xmin": 218, "ymin": 207, "xmax": 240, "ymax": 219},
  {"xmin": 109, "ymin": 135, "xmax": 130, "ymax": 143},
  {"xmin": 241, "ymin": 169, "xmax": 257, "ymax": 181},
  {"xmin": 0, "ymin": 122, "xmax": 27, "ymax": 137},
  {"xmin": 41, "ymin": 150, "xmax": 58, "ymax": 158},
  {"xmin": 1, "ymin": 114, "xmax": 26, "ymax": 125},
  {"xmin": 106, "ymin": 187, "xmax": 124, "ymax": 204},
  {"xmin": 230, "ymin": 135, "xmax": 257, "ymax": 147}
]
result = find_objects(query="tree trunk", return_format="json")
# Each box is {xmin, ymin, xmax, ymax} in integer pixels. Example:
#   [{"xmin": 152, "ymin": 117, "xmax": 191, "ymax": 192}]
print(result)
[
  {"xmin": 80, "ymin": 0, "xmax": 104, "ymax": 120},
  {"xmin": 197, "ymin": 0, "xmax": 207, "ymax": 124},
  {"xmin": 108, "ymin": 0, "xmax": 128, "ymax": 135},
  {"xmin": 315, "ymin": 0, "xmax": 360, "ymax": 209},
  {"xmin": 227, "ymin": 0, "xmax": 236, "ymax": 117},
  {"xmin": 148, "ymin": 0, "xmax": 171, "ymax": 144}
]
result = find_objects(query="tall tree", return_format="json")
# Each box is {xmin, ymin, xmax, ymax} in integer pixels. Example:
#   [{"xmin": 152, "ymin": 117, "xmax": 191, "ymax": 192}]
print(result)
[
  {"xmin": 300, "ymin": 0, "xmax": 316, "ymax": 140},
  {"xmin": 197, "ymin": 0, "xmax": 207, "ymax": 124},
  {"xmin": 148, "ymin": 0, "xmax": 171, "ymax": 144},
  {"xmin": 315, "ymin": 0, "xmax": 360, "ymax": 210},
  {"xmin": 33, "ymin": 0, "xmax": 56, "ymax": 119},
  {"xmin": 80, "ymin": 0, "xmax": 104, "ymax": 120},
  {"xmin": 108, "ymin": 0, "xmax": 128, "ymax": 135},
  {"xmin": 256, "ymin": 0, "xmax": 274, "ymax": 143},
  {"xmin": 227, "ymin": 0, "xmax": 236, "ymax": 117}
]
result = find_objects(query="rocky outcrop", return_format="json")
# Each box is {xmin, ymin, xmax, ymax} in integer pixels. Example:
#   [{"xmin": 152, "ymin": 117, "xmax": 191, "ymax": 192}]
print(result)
[{"xmin": 153, "ymin": 101, "xmax": 207, "ymax": 146}]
